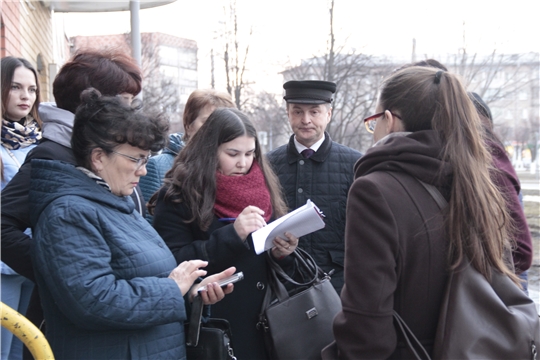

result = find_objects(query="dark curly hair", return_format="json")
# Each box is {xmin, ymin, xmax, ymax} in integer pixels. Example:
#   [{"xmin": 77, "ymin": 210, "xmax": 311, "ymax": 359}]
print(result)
[{"xmin": 71, "ymin": 88, "xmax": 169, "ymax": 170}]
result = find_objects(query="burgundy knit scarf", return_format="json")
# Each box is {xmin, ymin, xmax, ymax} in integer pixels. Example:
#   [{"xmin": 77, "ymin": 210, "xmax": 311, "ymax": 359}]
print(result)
[{"xmin": 214, "ymin": 160, "xmax": 272, "ymax": 222}]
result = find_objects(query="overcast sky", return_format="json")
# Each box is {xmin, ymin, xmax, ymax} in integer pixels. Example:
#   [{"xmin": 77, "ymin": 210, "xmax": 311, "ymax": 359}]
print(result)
[{"xmin": 59, "ymin": 0, "xmax": 540, "ymax": 93}]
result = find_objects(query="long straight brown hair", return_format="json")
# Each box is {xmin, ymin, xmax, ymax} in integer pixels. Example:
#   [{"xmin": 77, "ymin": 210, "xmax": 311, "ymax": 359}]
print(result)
[
  {"xmin": 148, "ymin": 107, "xmax": 287, "ymax": 230},
  {"xmin": 1, "ymin": 56, "xmax": 41, "ymax": 126},
  {"xmin": 379, "ymin": 66, "xmax": 519, "ymax": 285}
]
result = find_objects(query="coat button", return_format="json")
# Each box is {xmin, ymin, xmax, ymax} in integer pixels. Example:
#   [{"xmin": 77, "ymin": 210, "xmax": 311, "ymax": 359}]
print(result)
[
  {"xmin": 158, "ymin": 242, "xmax": 164, "ymax": 247},
  {"xmin": 298, "ymin": 188, "xmax": 303, "ymax": 193},
  {"xmin": 299, "ymin": 160, "xmax": 305, "ymax": 165},
  {"xmin": 256, "ymin": 282, "xmax": 265, "ymax": 290}
]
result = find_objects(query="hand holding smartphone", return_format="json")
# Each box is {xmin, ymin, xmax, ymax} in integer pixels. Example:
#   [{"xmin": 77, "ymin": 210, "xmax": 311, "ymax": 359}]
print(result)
[{"xmin": 197, "ymin": 271, "xmax": 244, "ymax": 292}]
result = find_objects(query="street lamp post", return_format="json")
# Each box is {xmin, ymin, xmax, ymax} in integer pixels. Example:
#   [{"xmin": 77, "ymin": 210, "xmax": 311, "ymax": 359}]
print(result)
[{"xmin": 130, "ymin": 0, "xmax": 142, "ymax": 99}]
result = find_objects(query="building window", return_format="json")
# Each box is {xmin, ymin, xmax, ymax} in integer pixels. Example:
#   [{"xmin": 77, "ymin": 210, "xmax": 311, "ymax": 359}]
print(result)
[
  {"xmin": 159, "ymin": 46, "xmax": 178, "ymax": 63},
  {"xmin": 160, "ymin": 65, "xmax": 179, "ymax": 80}
]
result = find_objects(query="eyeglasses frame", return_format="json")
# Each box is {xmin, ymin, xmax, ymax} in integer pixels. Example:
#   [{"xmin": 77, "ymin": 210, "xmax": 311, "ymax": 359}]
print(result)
[
  {"xmin": 363, "ymin": 110, "xmax": 402, "ymax": 133},
  {"xmin": 111, "ymin": 150, "xmax": 151, "ymax": 170}
]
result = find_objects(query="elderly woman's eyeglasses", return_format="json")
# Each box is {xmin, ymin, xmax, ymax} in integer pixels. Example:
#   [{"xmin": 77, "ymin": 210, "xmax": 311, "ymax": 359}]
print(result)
[
  {"xmin": 363, "ymin": 111, "xmax": 402, "ymax": 133},
  {"xmin": 111, "ymin": 150, "xmax": 150, "ymax": 170}
]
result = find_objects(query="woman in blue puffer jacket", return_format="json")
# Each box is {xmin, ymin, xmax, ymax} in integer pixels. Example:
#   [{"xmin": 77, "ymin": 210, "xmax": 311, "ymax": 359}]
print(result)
[{"xmin": 29, "ymin": 88, "xmax": 235, "ymax": 359}]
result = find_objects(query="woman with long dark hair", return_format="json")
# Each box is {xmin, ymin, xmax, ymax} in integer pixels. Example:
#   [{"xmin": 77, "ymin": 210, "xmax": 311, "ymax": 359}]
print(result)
[
  {"xmin": 139, "ymin": 89, "xmax": 235, "ymax": 222},
  {"xmin": 1, "ymin": 56, "xmax": 41, "ymax": 360},
  {"xmin": 1, "ymin": 56, "xmax": 41, "ymax": 186},
  {"xmin": 150, "ymin": 108, "xmax": 297, "ymax": 359},
  {"xmin": 323, "ymin": 66, "xmax": 519, "ymax": 358}
]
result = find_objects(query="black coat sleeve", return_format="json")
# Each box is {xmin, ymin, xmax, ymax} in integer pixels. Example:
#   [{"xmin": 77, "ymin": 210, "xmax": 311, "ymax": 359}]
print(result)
[
  {"xmin": 0, "ymin": 141, "xmax": 66, "ymax": 280},
  {"xmin": 1, "ymin": 158, "xmax": 34, "ymax": 280},
  {"xmin": 2, "ymin": 139, "xmax": 146, "ymax": 280},
  {"xmin": 152, "ymin": 187, "xmax": 252, "ymax": 274}
]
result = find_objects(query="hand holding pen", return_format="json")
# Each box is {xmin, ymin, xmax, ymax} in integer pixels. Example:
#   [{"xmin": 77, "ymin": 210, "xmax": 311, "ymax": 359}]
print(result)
[{"xmin": 233, "ymin": 205, "xmax": 267, "ymax": 241}]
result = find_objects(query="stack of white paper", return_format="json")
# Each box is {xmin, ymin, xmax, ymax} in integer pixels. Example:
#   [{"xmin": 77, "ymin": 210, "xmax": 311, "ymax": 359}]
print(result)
[{"xmin": 252, "ymin": 199, "xmax": 325, "ymax": 255}]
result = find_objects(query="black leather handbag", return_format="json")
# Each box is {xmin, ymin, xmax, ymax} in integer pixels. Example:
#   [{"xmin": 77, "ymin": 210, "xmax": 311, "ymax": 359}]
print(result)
[
  {"xmin": 258, "ymin": 248, "xmax": 342, "ymax": 360},
  {"xmin": 185, "ymin": 295, "xmax": 236, "ymax": 360}
]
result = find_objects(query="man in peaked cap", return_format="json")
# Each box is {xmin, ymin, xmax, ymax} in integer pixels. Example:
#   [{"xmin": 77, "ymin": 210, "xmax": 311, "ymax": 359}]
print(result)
[{"xmin": 266, "ymin": 80, "xmax": 363, "ymax": 293}]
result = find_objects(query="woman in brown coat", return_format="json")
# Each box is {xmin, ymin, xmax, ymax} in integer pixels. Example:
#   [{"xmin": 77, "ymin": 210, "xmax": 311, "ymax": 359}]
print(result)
[{"xmin": 323, "ymin": 66, "xmax": 520, "ymax": 359}]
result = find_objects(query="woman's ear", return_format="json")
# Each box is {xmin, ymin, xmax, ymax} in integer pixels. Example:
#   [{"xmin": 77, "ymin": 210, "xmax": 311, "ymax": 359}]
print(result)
[
  {"xmin": 385, "ymin": 110, "xmax": 405, "ymax": 133},
  {"xmin": 90, "ymin": 148, "xmax": 106, "ymax": 173}
]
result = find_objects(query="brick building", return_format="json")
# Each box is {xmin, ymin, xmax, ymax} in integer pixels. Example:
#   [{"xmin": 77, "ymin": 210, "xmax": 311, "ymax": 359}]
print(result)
[
  {"xmin": 1, "ymin": 0, "xmax": 54, "ymax": 101},
  {"xmin": 1, "ymin": 0, "xmax": 181, "ymax": 107}
]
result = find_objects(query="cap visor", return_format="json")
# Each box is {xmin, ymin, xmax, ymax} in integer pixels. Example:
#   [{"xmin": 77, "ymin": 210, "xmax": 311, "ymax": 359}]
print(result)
[{"xmin": 286, "ymin": 99, "xmax": 327, "ymax": 104}]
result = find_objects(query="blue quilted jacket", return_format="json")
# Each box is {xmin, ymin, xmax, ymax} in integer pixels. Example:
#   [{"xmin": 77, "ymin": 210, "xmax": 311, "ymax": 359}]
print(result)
[
  {"xmin": 139, "ymin": 133, "xmax": 185, "ymax": 223},
  {"xmin": 29, "ymin": 160, "xmax": 187, "ymax": 359}
]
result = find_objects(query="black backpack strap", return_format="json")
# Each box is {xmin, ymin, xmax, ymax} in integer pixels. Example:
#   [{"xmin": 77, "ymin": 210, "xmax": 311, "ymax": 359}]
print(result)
[
  {"xmin": 384, "ymin": 173, "xmax": 445, "ymax": 360},
  {"xmin": 416, "ymin": 180, "xmax": 448, "ymax": 209}
]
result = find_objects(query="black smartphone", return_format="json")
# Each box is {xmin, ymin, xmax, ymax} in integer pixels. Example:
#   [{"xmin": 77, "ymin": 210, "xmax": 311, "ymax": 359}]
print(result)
[{"xmin": 197, "ymin": 271, "xmax": 244, "ymax": 292}]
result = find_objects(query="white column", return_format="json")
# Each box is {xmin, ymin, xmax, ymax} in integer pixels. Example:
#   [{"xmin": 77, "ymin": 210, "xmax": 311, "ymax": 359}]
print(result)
[{"xmin": 130, "ymin": 0, "xmax": 142, "ymax": 100}]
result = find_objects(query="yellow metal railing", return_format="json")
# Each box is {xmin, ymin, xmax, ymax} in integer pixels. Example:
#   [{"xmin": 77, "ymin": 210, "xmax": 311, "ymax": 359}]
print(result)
[{"xmin": 1, "ymin": 302, "xmax": 54, "ymax": 359}]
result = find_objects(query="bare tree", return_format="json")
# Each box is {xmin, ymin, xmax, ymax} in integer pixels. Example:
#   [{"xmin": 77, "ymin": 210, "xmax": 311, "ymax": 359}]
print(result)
[
  {"xmin": 443, "ymin": 51, "xmax": 539, "ymax": 160},
  {"xmin": 243, "ymin": 90, "xmax": 289, "ymax": 152},
  {"xmin": 221, "ymin": 0, "xmax": 252, "ymax": 110},
  {"xmin": 445, "ymin": 51, "xmax": 535, "ymax": 104},
  {"xmin": 279, "ymin": 0, "xmax": 395, "ymax": 152},
  {"xmin": 236, "ymin": 0, "xmax": 397, "ymax": 153},
  {"xmin": 125, "ymin": 33, "xmax": 181, "ymax": 130},
  {"xmin": 248, "ymin": 1, "xmax": 539, "ymax": 159}
]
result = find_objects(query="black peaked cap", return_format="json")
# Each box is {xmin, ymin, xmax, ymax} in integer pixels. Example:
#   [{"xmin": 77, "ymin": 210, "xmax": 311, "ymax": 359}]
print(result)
[{"xmin": 283, "ymin": 80, "xmax": 337, "ymax": 104}]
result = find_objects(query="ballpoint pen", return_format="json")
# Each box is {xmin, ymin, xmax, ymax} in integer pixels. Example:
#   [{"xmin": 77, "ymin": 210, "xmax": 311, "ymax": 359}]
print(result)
[{"xmin": 218, "ymin": 218, "xmax": 236, "ymax": 222}]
